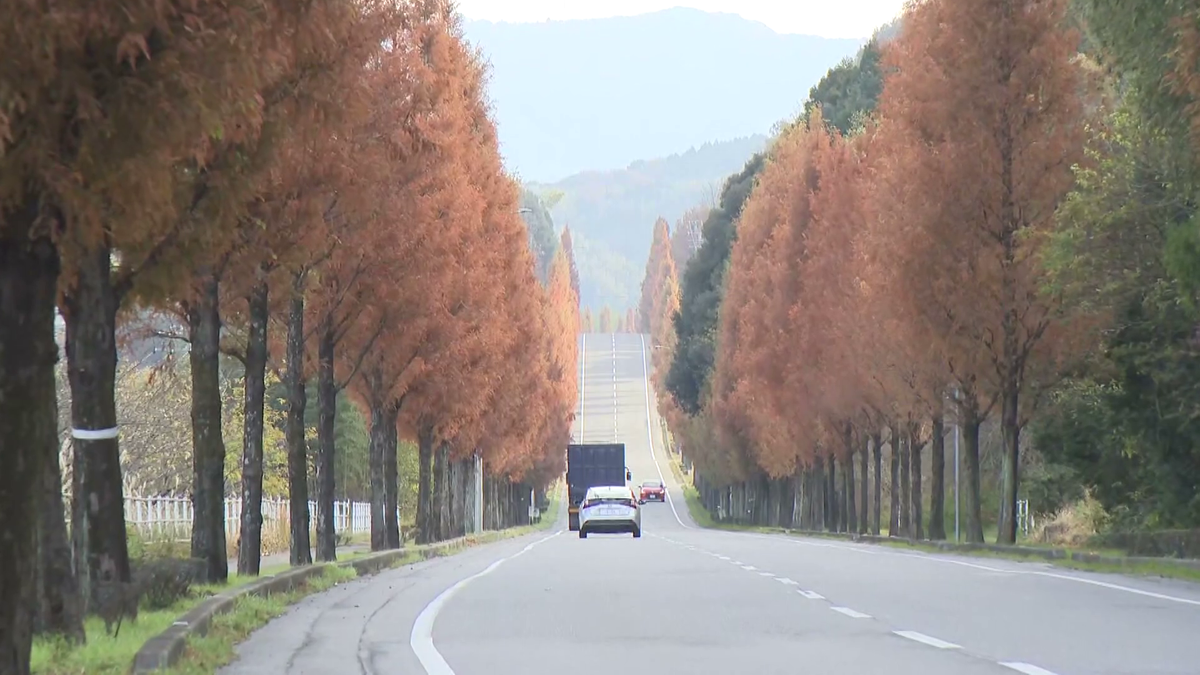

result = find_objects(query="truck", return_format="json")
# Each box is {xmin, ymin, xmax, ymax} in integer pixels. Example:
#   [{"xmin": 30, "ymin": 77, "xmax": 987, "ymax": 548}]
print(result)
[{"xmin": 566, "ymin": 443, "xmax": 630, "ymax": 531}]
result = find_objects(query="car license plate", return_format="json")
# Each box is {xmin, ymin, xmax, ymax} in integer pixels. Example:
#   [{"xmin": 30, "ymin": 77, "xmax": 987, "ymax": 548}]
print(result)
[{"xmin": 597, "ymin": 506, "xmax": 623, "ymax": 516}]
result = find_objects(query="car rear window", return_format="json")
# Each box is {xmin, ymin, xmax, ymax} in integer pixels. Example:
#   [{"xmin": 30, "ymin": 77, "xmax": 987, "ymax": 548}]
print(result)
[
  {"xmin": 642, "ymin": 480, "xmax": 662, "ymax": 487},
  {"xmin": 586, "ymin": 496, "xmax": 635, "ymax": 507}
]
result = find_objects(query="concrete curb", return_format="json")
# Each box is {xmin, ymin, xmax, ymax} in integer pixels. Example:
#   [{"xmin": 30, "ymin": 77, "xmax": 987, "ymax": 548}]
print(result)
[
  {"xmin": 763, "ymin": 528, "xmax": 1200, "ymax": 572},
  {"xmin": 130, "ymin": 538, "xmax": 469, "ymax": 674}
]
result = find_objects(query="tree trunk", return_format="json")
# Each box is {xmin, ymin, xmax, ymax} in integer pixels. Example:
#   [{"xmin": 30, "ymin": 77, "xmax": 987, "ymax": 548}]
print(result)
[
  {"xmin": 859, "ymin": 433, "xmax": 869, "ymax": 534},
  {"xmin": 826, "ymin": 456, "xmax": 839, "ymax": 532},
  {"xmin": 0, "ymin": 209, "xmax": 60, "ymax": 675},
  {"xmin": 432, "ymin": 444, "xmax": 448, "ymax": 540},
  {"xmin": 888, "ymin": 428, "xmax": 900, "ymax": 536},
  {"xmin": 366, "ymin": 378, "xmax": 387, "ymax": 551},
  {"xmin": 909, "ymin": 427, "xmax": 924, "ymax": 541},
  {"xmin": 315, "ymin": 315, "xmax": 337, "ymax": 562},
  {"xmin": 961, "ymin": 404, "xmax": 985, "ymax": 543},
  {"xmin": 843, "ymin": 423, "xmax": 857, "ymax": 533},
  {"xmin": 899, "ymin": 431, "xmax": 911, "ymax": 536},
  {"xmin": 187, "ymin": 269, "xmax": 228, "ymax": 583},
  {"xmin": 63, "ymin": 243, "xmax": 130, "ymax": 602},
  {"xmin": 998, "ymin": 127, "xmax": 1022, "ymax": 546},
  {"xmin": 383, "ymin": 404, "xmax": 401, "ymax": 548},
  {"xmin": 929, "ymin": 413, "xmax": 946, "ymax": 540},
  {"xmin": 781, "ymin": 476, "xmax": 796, "ymax": 528},
  {"xmin": 237, "ymin": 277, "xmax": 269, "ymax": 576},
  {"xmin": 38, "ymin": 449, "xmax": 85, "ymax": 644},
  {"xmin": 450, "ymin": 460, "xmax": 463, "ymax": 536},
  {"xmin": 997, "ymin": 384, "xmax": 1020, "ymax": 544},
  {"xmin": 416, "ymin": 424, "xmax": 434, "ymax": 544},
  {"xmin": 284, "ymin": 277, "xmax": 312, "ymax": 566},
  {"xmin": 871, "ymin": 432, "xmax": 882, "ymax": 535}
]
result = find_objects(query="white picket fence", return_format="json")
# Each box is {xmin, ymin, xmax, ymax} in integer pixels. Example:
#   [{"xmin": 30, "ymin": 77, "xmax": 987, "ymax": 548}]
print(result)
[{"xmin": 125, "ymin": 495, "xmax": 381, "ymax": 540}]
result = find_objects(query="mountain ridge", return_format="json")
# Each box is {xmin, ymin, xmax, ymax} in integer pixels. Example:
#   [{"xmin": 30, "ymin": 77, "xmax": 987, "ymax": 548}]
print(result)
[{"xmin": 463, "ymin": 8, "xmax": 863, "ymax": 182}]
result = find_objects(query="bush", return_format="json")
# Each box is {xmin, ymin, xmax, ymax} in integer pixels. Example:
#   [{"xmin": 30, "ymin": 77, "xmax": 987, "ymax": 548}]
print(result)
[
  {"xmin": 133, "ymin": 557, "xmax": 207, "ymax": 610},
  {"xmin": 1090, "ymin": 529, "xmax": 1200, "ymax": 559}
]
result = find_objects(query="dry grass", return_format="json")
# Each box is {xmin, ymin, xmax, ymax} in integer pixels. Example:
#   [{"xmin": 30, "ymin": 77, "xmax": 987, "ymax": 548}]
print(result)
[{"xmin": 1031, "ymin": 492, "xmax": 1110, "ymax": 547}]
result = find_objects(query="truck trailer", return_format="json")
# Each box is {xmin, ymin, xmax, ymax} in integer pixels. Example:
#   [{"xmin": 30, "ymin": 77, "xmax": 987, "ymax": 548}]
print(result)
[{"xmin": 566, "ymin": 443, "xmax": 630, "ymax": 531}]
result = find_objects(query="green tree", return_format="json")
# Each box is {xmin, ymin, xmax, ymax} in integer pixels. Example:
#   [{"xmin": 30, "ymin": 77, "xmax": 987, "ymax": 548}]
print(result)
[
  {"xmin": 667, "ymin": 154, "xmax": 765, "ymax": 414},
  {"xmin": 520, "ymin": 189, "xmax": 560, "ymax": 282}
]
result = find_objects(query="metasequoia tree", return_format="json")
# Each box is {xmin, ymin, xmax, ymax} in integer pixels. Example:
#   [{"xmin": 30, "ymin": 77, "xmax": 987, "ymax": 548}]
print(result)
[
  {"xmin": 560, "ymin": 226, "xmax": 582, "ymax": 301},
  {"xmin": 638, "ymin": 218, "xmax": 673, "ymax": 332},
  {"xmin": 873, "ymin": 0, "xmax": 1086, "ymax": 543},
  {"xmin": 0, "ymin": 0, "xmax": 294, "ymax": 655},
  {"xmin": 671, "ymin": 206, "xmax": 708, "ymax": 272},
  {"xmin": 599, "ymin": 306, "xmax": 615, "ymax": 333}
]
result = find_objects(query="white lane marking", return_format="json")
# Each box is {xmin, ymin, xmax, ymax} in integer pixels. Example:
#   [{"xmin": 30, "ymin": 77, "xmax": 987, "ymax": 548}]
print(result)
[
  {"xmin": 776, "ymin": 578, "xmax": 799, "ymax": 586},
  {"xmin": 638, "ymin": 333, "xmax": 688, "ymax": 528},
  {"xmin": 722, "ymin": 530, "xmax": 1200, "ymax": 609},
  {"xmin": 797, "ymin": 590, "xmax": 824, "ymax": 600},
  {"xmin": 999, "ymin": 663, "xmax": 1059, "ymax": 675},
  {"xmin": 831, "ymin": 607, "xmax": 872, "ymax": 619},
  {"xmin": 893, "ymin": 631, "xmax": 961, "ymax": 650},
  {"xmin": 1026, "ymin": 570, "xmax": 1200, "ymax": 607},
  {"xmin": 731, "ymin": 560, "xmax": 743, "ymax": 566},
  {"xmin": 717, "ymin": 555, "xmax": 730, "ymax": 561},
  {"xmin": 758, "ymin": 572, "xmax": 775, "ymax": 577},
  {"xmin": 411, "ymin": 531, "xmax": 561, "ymax": 674},
  {"xmin": 741, "ymin": 565, "xmax": 758, "ymax": 571}
]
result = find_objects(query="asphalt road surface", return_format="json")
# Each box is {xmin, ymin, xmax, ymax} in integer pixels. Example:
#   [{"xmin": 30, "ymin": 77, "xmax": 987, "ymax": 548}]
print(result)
[{"xmin": 223, "ymin": 332, "xmax": 1200, "ymax": 675}]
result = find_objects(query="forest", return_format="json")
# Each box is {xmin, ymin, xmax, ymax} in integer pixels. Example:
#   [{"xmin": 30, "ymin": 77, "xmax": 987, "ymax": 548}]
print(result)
[
  {"xmin": 648, "ymin": 0, "xmax": 1200, "ymax": 551},
  {"xmin": 0, "ymin": 0, "xmax": 579, "ymax": 669}
]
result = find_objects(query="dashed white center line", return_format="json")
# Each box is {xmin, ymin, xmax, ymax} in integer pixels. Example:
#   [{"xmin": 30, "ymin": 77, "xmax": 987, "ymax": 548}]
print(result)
[
  {"xmin": 830, "ymin": 607, "xmax": 872, "ymax": 619},
  {"xmin": 731, "ymin": 560, "xmax": 743, "ymax": 565},
  {"xmin": 776, "ymin": 578, "xmax": 799, "ymax": 586},
  {"xmin": 893, "ymin": 631, "xmax": 961, "ymax": 650},
  {"xmin": 717, "ymin": 556, "xmax": 730, "ymax": 561},
  {"xmin": 797, "ymin": 590, "xmax": 824, "ymax": 600},
  {"xmin": 758, "ymin": 571, "xmax": 775, "ymax": 577},
  {"xmin": 741, "ymin": 565, "xmax": 757, "ymax": 571},
  {"xmin": 1000, "ymin": 663, "xmax": 1059, "ymax": 675}
]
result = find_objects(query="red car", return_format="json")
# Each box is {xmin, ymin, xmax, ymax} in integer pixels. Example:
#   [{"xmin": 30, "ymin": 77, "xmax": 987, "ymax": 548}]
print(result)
[{"xmin": 639, "ymin": 479, "xmax": 666, "ymax": 503}]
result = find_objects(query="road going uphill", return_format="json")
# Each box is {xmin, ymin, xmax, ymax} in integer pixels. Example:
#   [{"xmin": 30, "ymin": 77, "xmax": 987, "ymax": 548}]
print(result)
[{"xmin": 222, "ymin": 333, "xmax": 1200, "ymax": 675}]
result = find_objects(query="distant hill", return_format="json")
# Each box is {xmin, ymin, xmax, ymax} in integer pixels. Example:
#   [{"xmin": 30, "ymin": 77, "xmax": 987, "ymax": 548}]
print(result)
[
  {"xmin": 464, "ymin": 8, "xmax": 863, "ymax": 182},
  {"xmin": 527, "ymin": 134, "xmax": 769, "ymax": 310}
]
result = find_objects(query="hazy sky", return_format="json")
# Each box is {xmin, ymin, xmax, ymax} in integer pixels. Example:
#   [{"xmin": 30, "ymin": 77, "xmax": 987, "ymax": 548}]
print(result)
[{"xmin": 455, "ymin": 1, "xmax": 906, "ymax": 39}]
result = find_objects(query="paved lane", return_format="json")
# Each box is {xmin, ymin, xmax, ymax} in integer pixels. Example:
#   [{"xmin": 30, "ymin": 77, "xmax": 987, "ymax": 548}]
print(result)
[{"xmin": 224, "ymin": 332, "xmax": 1200, "ymax": 675}]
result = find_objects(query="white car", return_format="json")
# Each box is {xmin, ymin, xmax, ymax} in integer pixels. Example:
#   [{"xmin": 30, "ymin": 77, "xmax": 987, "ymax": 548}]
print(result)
[{"xmin": 578, "ymin": 485, "xmax": 642, "ymax": 538}]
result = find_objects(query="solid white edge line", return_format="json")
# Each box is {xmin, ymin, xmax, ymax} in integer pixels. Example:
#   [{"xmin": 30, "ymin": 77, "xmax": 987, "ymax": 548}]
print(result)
[
  {"xmin": 411, "ymin": 531, "xmax": 561, "ymax": 674},
  {"xmin": 830, "ymin": 607, "xmax": 872, "ymax": 619},
  {"xmin": 999, "ymin": 663, "xmax": 1059, "ymax": 675},
  {"xmin": 729, "ymin": 530, "xmax": 1200, "ymax": 608},
  {"xmin": 639, "ymin": 333, "xmax": 688, "ymax": 528},
  {"xmin": 1027, "ymin": 570, "xmax": 1200, "ymax": 607},
  {"xmin": 893, "ymin": 630, "xmax": 961, "ymax": 649}
]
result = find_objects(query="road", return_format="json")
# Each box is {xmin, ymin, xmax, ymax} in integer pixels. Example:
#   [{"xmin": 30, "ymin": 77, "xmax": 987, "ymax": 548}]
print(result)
[{"xmin": 223, "ymin": 332, "xmax": 1200, "ymax": 675}]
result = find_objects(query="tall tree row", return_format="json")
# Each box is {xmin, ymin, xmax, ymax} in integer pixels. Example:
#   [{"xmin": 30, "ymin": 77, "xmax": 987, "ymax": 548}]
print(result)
[
  {"xmin": 662, "ymin": 0, "xmax": 1117, "ymax": 543},
  {"xmin": 0, "ymin": 1, "xmax": 576, "ymax": 670}
]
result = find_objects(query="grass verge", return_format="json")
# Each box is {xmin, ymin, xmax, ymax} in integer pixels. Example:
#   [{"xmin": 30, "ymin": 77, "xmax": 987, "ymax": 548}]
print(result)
[
  {"xmin": 161, "ymin": 566, "xmax": 359, "ymax": 675},
  {"xmin": 667, "ymin": 453, "xmax": 1200, "ymax": 583},
  {"xmin": 33, "ymin": 559, "xmax": 297, "ymax": 675},
  {"xmin": 37, "ymin": 492, "xmax": 561, "ymax": 675},
  {"xmin": 872, "ymin": 538, "xmax": 1200, "ymax": 582}
]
